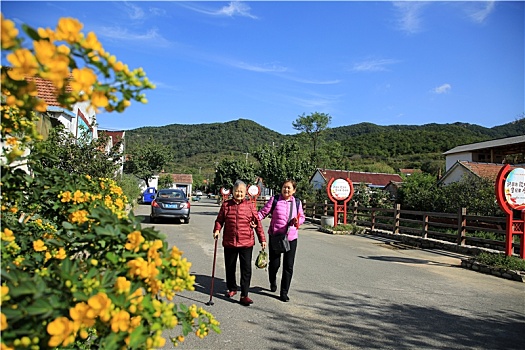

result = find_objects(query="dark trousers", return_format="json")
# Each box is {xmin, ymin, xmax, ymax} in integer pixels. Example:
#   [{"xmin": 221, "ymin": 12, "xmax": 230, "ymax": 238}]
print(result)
[
  {"xmin": 269, "ymin": 238, "xmax": 297, "ymax": 296},
  {"xmin": 224, "ymin": 246, "xmax": 253, "ymax": 297}
]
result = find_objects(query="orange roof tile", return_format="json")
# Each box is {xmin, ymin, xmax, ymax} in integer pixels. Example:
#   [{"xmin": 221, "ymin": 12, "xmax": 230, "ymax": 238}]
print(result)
[
  {"xmin": 460, "ymin": 161, "xmax": 517, "ymax": 182},
  {"xmin": 25, "ymin": 75, "xmax": 72, "ymax": 107},
  {"xmin": 171, "ymin": 174, "xmax": 193, "ymax": 184},
  {"xmin": 317, "ymin": 169, "xmax": 403, "ymax": 187}
]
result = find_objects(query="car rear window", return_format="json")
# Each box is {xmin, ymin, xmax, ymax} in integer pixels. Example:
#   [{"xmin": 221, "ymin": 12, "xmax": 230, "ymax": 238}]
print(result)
[{"xmin": 158, "ymin": 191, "xmax": 184, "ymax": 199}]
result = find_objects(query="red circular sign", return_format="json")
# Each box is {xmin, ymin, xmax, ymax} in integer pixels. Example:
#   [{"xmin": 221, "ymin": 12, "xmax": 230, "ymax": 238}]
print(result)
[{"xmin": 220, "ymin": 187, "xmax": 230, "ymax": 195}]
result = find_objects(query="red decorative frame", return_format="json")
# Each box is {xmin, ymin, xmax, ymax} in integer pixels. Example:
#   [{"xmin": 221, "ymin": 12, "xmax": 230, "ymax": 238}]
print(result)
[
  {"xmin": 495, "ymin": 164, "xmax": 524, "ymax": 259},
  {"xmin": 326, "ymin": 178, "xmax": 354, "ymax": 226},
  {"xmin": 247, "ymin": 184, "xmax": 260, "ymax": 208}
]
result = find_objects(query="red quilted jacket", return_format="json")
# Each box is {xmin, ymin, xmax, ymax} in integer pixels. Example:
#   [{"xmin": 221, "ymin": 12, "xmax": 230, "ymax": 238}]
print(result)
[{"xmin": 214, "ymin": 199, "xmax": 265, "ymax": 248}]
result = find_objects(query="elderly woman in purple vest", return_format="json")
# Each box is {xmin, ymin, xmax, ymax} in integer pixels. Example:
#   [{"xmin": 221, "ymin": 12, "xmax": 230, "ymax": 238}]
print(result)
[{"xmin": 258, "ymin": 179, "xmax": 305, "ymax": 302}]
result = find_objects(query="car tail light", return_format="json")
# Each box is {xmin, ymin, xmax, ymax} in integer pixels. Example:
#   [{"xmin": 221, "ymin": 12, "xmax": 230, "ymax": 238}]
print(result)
[
  {"xmin": 151, "ymin": 200, "xmax": 160, "ymax": 208},
  {"xmin": 182, "ymin": 201, "xmax": 190, "ymax": 209}
]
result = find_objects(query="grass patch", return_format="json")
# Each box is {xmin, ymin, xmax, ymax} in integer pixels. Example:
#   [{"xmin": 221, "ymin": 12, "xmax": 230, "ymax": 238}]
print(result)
[
  {"xmin": 474, "ymin": 252, "xmax": 525, "ymax": 272},
  {"xmin": 323, "ymin": 224, "xmax": 366, "ymax": 234}
]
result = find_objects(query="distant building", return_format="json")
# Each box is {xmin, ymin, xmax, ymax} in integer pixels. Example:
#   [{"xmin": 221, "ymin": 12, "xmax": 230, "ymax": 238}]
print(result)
[
  {"xmin": 144, "ymin": 173, "xmax": 193, "ymax": 195},
  {"xmin": 438, "ymin": 161, "xmax": 517, "ymax": 185},
  {"xmin": 310, "ymin": 168, "xmax": 403, "ymax": 190},
  {"xmin": 98, "ymin": 130, "xmax": 126, "ymax": 176},
  {"xmin": 442, "ymin": 135, "xmax": 525, "ymax": 172},
  {"xmin": 28, "ymin": 76, "xmax": 98, "ymax": 140},
  {"xmin": 399, "ymin": 168, "xmax": 422, "ymax": 177}
]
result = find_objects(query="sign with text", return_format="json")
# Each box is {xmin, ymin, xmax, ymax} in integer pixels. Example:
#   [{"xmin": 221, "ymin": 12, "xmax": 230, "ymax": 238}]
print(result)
[
  {"xmin": 326, "ymin": 177, "xmax": 354, "ymax": 227},
  {"xmin": 504, "ymin": 168, "xmax": 525, "ymax": 210}
]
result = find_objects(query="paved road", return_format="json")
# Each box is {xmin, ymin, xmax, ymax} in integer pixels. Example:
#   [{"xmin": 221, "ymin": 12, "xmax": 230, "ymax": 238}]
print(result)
[{"xmin": 134, "ymin": 199, "xmax": 524, "ymax": 350}]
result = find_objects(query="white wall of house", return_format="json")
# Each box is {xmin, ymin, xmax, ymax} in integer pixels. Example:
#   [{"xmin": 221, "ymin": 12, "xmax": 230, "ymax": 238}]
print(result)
[
  {"xmin": 310, "ymin": 170, "xmax": 326, "ymax": 190},
  {"xmin": 440, "ymin": 167, "xmax": 470, "ymax": 185},
  {"xmin": 445, "ymin": 152, "xmax": 472, "ymax": 171}
]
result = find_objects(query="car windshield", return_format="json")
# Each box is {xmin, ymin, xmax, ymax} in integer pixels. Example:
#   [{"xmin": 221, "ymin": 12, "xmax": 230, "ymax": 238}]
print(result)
[{"xmin": 158, "ymin": 191, "xmax": 184, "ymax": 199}]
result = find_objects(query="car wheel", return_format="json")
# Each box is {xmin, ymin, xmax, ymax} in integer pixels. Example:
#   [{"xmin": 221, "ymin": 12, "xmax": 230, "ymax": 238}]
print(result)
[{"xmin": 150, "ymin": 215, "xmax": 155, "ymax": 223}]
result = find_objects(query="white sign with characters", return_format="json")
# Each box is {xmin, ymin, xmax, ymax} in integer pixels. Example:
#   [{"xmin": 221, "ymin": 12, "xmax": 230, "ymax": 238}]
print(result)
[
  {"xmin": 248, "ymin": 185, "xmax": 260, "ymax": 196},
  {"xmin": 504, "ymin": 168, "xmax": 525, "ymax": 210},
  {"xmin": 330, "ymin": 178, "xmax": 352, "ymax": 201}
]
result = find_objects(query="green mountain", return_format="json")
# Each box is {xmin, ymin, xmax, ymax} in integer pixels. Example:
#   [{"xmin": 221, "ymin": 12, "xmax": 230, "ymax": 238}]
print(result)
[{"xmin": 125, "ymin": 117, "xmax": 525, "ymax": 175}]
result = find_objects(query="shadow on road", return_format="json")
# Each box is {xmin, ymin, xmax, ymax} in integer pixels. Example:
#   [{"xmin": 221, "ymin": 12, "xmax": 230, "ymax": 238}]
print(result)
[
  {"xmin": 358, "ymin": 255, "xmax": 453, "ymax": 267},
  {"xmin": 262, "ymin": 290, "xmax": 525, "ymax": 349}
]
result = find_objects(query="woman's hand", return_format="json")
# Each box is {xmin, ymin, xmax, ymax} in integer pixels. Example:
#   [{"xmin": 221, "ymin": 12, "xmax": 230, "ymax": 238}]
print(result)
[
  {"xmin": 261, "ymin": 241, "xmax": 267, "ymax": 250},
  {"xmin": 250, "ymin": 220, "xmax": 257, "ymax": 228},
  {"xmin": 213, "ymin": 230, "xmax": 220, "ymax": 239}
]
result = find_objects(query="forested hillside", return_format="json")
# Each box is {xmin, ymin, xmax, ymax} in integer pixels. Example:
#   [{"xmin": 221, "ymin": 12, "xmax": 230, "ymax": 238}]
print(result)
[{"xmin": 125, "ymin": 117, "xmax": 525, "ymax": 176}]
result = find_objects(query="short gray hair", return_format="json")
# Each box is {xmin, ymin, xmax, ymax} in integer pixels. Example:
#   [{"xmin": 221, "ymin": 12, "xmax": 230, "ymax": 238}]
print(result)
[{"xmin": 233, "ymin": 180, "xmax": 246, "ymax": 189}]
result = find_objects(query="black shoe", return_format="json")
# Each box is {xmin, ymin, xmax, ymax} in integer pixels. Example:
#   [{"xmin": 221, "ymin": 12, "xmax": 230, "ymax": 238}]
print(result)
[
  {"xmin": 280, "ymin": 294, "xmax": 289, "ymax": 302},
  {"xmin": 270, "ymin": 283, "xmax": 277, "ymax": 292}
]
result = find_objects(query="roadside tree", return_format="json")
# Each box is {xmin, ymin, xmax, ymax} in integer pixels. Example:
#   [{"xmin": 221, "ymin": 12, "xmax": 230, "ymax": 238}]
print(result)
[{"xmin": 124, "ymin": 138, "xmax": 171, "ymax": 187}]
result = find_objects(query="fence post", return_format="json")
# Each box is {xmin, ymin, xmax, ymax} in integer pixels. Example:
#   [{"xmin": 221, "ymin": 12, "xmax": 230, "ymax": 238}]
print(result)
[
  {"xmin": 371, "ymin": 208, "xmax": 376, "ymax": 231},
  {"xmin": 353, "ymin": 202, "xmax": 358, "ymax": 225},
  {"xmin": 422, "ymin": 214, "xmax": 428, "ymax": 239},
  {"xmin": 457, "ymin": 207, "xmax": 466, "ymax": 246},
  {"xmin": 323, "ymin": 200, "xmax": 328, "ymax": 216},
  {"xmin": 394, "ymin": 203, "xmax": 400, "ymax": 234}
]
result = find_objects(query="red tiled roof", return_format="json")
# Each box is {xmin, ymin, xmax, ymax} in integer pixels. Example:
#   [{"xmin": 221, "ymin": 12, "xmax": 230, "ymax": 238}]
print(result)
[
  {"xmin": 317, "ymin": 169, "xmax": 403, "ymax": 187},
  {"xmin": 399, "ymin": 169, "xmax": 422, "ymax": 175},
  {"xmin": 25, "ymin": 75, "xmax": 72, "ymax": 107},
  {"xmin": 460, "ymin": 161, "xmax": 517, "ymax": 182},
  {"xmin": 99, "ymin": 130, "xmax": 125, "ymax": 144},
  {"xmin": 171, "ymin": 174, "xmax": 192, "ymax": 184}
]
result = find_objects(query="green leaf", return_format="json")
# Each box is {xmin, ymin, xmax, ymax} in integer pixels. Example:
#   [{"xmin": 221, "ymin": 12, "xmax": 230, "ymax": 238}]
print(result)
[
  {"xmin": 105, "ymin": 252, "xmax": 118, "ymax": 264},
  {"xmin": 26, "ymin": 298, "xmax": 54, "ymax": 316}
]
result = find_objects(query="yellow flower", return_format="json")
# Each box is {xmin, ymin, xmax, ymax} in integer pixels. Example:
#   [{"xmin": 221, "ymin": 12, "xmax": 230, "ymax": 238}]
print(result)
[
  {"xmin": 87, "ymin": 292, "xmax": 112, "ymax": 322},
  {"xmin": 1, "ymin": 286, "xmax": 9, "ymax": 305},
  {"xmin": 47, "ymin": 316, "xmax": 75, "ymax": 348},
  {"xmin": 91, "ymin": 91, "xmax": 109, "ymax": 108},
  {"xmin": 114, "ymin": 276, "xmax": 131, "ymax": 295},
  {"xmin": 60, "ymin": 191, "xmax": 72, "ymax": 203},
  {"xmin": 125, "ymin": 231, "xmax": 144, "ymax": 252},
  {"xmin": 1, "ymin": 14, "xmax": 18, "ymax": 49},
  {"xmin": 6, "ymin": 48, "xmax": 39, "ymax": 81},
  {"xmin": 70, "ymin": 67, "xmax": 96, "ymax": 94},
  {"xmin": 110, "ymin": 310, "xmax": 130, "ymax": 333},
  {"xmin": 72, "ymin": 190, "xmax": 85, "ymax": 203},
  {"xmin": 55, "ymin": 17, "xmax": 83, "ymax": 43},
  {"xmin": 69, "ymin": 210, "xmax": 89, "ymax": 224},
  {"xmin": 55, "ymin": 247, "xmax": 67, "ymax": 260},
  {"xmin": 82, "ymin": 31, "xmax": 102, "ymax": 52},
  {"xmin": 0, "ymin": 312, "xmax": 7, "ymax": 331},
  {"xmin": 33, "ymin": 39, "xmax": 57, "ymax": 66},
  {"xmin": 70, "ymin": 302, "xmax": 95, "ymax": 330},
  {"xmin": 1, "ymin": 228, "xmax": 15, "ymax": 242},
  {"xmin": 33, "ymin": 239, "xmax": 47, "ymax": 252}
]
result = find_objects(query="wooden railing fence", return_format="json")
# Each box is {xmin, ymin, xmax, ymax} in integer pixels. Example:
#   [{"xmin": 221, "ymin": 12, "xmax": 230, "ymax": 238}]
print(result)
[{"xmin": 255, "ymin": 198, "xmax": 518, "ymax": 254}]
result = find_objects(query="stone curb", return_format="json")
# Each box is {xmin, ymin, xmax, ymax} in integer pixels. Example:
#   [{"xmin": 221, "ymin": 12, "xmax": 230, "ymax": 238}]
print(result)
[{"xmin": 460, "ymin": 259, "xmax": 525, "ymax": 283}]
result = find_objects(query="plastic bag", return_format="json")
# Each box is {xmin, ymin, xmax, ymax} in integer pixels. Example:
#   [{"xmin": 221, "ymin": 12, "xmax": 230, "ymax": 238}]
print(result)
[{"xmin": 255, "ymin": 249, "xmax": 268, "ymax": 269}]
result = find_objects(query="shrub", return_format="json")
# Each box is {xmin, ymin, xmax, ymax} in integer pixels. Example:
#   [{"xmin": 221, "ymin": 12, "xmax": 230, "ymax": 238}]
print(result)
[
  {"xmin": 474, "ymin": 252, "xmax": 525, "ymax": 272},
  {"xmin": 1, "ymin": 14, "xmax": 219, "ymax": 349}
]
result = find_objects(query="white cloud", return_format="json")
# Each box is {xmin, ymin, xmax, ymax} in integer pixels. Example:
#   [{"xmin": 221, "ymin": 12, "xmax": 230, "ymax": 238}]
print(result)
[
  {"xmin": 179, "ymin": 1, "xmax": 257, "ymax": 19},
  {"xmin": 234, "ymin": 61, "xmax": 287, "ymax": 73},
  {"xmin": 352, "ymin": 58, "xmax": 400, "ymax": 72},
  {"xmin": 97, "ymin": 26, "xmax": 171, "ymax": 47},
  {"xmin": 465, "ymin": 1, "xmax": 495, "ymax": 24},
  {"xmin": 433, "ymin": 83, "xmax": 452, "ymax": 94},
  {"xmin": 123, "ymin": 2, "xmax": 145, "ymax": 20},
  {"xmin": 392, "ymin": 1, "xmax": 428, "ymax": 34}
]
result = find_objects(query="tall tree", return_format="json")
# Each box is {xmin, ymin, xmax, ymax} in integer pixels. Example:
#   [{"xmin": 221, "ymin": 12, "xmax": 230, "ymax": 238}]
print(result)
[
  {"xmin": 124, "ymin": 138, "xmax": 171, "ymax": 187},
  {"xmin": 253, "ymin": 140, "xmax": 315, "ymax": 192},
  {"xmin": 214, "ymin": 158, "xmax": 257, "ymax": 189},
  {"xmin": 292, "ymin": 112, "xmax": 332, "ymax": 165}
]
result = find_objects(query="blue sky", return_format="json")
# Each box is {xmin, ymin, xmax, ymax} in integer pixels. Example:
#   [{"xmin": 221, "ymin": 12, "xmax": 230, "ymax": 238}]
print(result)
[{"xmin": 2, "ymin": 1, "xmax": 524, "ymax": 135}]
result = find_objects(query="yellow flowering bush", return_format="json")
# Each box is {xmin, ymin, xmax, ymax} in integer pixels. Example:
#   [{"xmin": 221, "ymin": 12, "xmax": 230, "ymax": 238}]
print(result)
[{"xmin": 1, "ymin": 14, "xmax": 220, "ymax": 349}]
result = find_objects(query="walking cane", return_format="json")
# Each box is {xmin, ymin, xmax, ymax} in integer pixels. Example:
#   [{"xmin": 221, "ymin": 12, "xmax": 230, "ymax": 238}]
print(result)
[{"xmin": 206, "ymin": 236, "xmax": 218, "ymax": 306}]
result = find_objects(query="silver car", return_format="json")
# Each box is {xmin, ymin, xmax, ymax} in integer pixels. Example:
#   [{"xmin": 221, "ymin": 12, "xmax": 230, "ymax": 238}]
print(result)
[{"xmin": 150, "ymin": 189, "xmax": 190, "ymax": 224}]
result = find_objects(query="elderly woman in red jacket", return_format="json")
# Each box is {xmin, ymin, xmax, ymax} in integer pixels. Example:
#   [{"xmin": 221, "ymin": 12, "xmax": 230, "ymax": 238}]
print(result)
[{"xmin": 213, "ymin": 180, "xmax": 266, "ymax": 306}]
